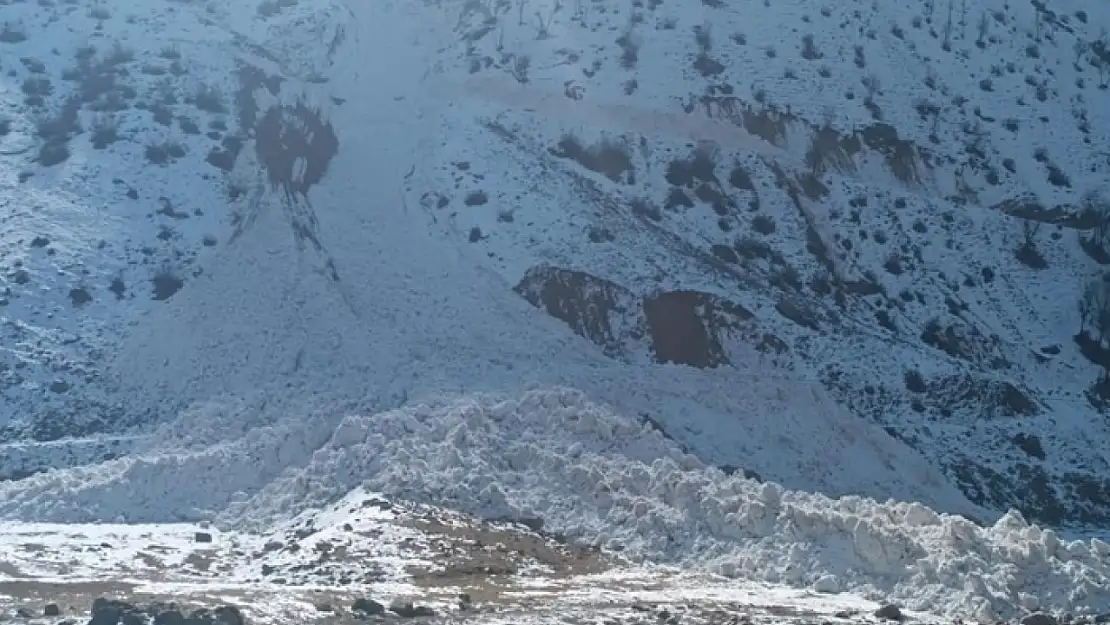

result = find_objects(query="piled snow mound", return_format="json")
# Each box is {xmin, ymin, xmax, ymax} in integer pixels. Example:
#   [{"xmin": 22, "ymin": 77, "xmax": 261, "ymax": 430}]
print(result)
[
  {"xmin": 2, "ymin": 388, "xmax": 1108, "ymax": 621},
  {"xmin": 228, "ymin": 389, "xmax": 1110, "ymax": 621}
]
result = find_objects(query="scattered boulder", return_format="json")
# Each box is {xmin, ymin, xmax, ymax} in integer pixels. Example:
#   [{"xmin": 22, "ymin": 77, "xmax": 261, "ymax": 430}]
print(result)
[
  {"xmin": 194, "ymin": 531, "xmax": 213, "ymax": 543},
  {"xmin": 89, "ymin": 599, "xmax": 138, "ymax": 625},
  {"xmin": 388, "ymin": 600, "xmax": 435, "ymax": 618},
  {"xmin": 213, "ymin": 606, "xmax": 243, "ymax": 625},
  {"xmin": 69, "ymin": 287, "xmax": 93, "ymax": 307},
  {"xmin": 44, "ymin": 604, "xmax": 61, "ymax": 617},
  {"xmin": 874, "ymin": 604, "xmax": 903, "ymax": 621},
  {"xmin": 82, "ymin": 598, "xmax": 245, "ymax": 625},
  {"xmin": 351, "ymin": 598, "xmax": 385, "ymax": 616},
  {"xmin": 1014, "ymin": 433, "xmax": 1047, "ymax": 460}
]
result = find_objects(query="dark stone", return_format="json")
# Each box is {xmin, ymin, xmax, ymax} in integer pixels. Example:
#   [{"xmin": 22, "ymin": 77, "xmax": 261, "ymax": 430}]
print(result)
[
  {"xmin": 213, "ymin": 606, "xmax": 243, "ymax": 625},
  {"xmin": 388, "ymin": 602, "xmax": 434, "ymax": 618},
  {"xmin": 517, "ymin": 517, "xmax": 544, "ymax": 533},
  {"xmin": 69, "ymin": 287, "xmax": 93, "ymax": 307},
  {"xmin": 45, "ymin": 604, "xmax": 61, "ymax": 617},
  {"xmin": 873, "ymin": 604, "xmax": 903, "ymax": 621},
  {"xmin": 154, "ymin": 609, "xmax": 184, "ymax": 625},
  {"xmin": 1022, "ymin": 613, "xmax": 1059, "ymax": 625},
  {"xmin": 89, "ymin": 599, "xmax": 138, "ymax": 625},
  {"xmin": 151, "ymin": 272, "xmax": 184, "ymax": 301},
  {"xmin": 194, "ymin": 531, "xmax": 213, "ymax": 543},
  {"xmin": 1013, "ymin": 433, "xmax": 1046, "ymax": 460},
  {"xmin": 351, "ymin": 599, "xmax": 384, "ymax": 615},
  {"xmin": 710, "ymin": 243, "xmax": 739, "ymax": 263}
]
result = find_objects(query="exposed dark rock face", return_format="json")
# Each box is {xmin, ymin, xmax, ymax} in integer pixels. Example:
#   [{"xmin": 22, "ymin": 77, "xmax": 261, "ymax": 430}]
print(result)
[
  {"xmin": 514, "ymin": 263, "xmax": 1110, "ymax": 527},
  {"xmin": 514, "ymin": 265, "xmax": 778, "ymax": 369},
  {"xmin": 513, "ymin": 266, "xmax": 637, "ymax": 359},
  {"xmin": 643, "ymin": 290, "xmax": 753, "ymax": 368},
  {"xmin": 943, "ymin": 459, "xmax": 1107, "ymax": 527}
]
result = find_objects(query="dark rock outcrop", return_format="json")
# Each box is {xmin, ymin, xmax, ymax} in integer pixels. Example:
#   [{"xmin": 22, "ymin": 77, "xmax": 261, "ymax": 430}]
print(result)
[
  {"xmin": 514, "ymin": 266, "xmax": 637, "ymax": 359},
  {"xmin": 515, "ymin": 265, "xmax": 774, "ymax": 368},
  {"xmin": 642, "ymin": 290, "xmax": 753, "ymax": 368}
]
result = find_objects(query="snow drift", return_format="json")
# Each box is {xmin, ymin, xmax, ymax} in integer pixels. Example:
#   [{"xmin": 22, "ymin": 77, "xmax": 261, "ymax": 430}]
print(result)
[{"xmin": 1, "ymin": 388, "xmax": 1106, "ymax": 621}]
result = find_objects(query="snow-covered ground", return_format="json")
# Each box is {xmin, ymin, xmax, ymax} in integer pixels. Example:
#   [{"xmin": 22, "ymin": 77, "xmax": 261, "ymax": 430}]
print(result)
[
  {"xmin": 0, "ymin": 497, "xmax": 894, "ymax": 625},
  {"xmin": 2, "ymin": 0, "xmax": 1110, "ymax": 621},
  {"xmin": 3, "ymin": 390, "xmax": 1109, "ymax": 623}
]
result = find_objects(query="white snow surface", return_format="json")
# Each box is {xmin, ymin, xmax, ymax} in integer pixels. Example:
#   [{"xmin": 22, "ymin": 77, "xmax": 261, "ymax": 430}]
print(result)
[
  {"xmin": 0, "ymin": 0, "xmax": 977, "ymax": 514},
  {"xmin": 3, "ymin": 389, "xmax": 1110, "ymax": 622},
  {"xmin": 2, "ymin": 0, "xmax": 1110, "ymax": 621}
]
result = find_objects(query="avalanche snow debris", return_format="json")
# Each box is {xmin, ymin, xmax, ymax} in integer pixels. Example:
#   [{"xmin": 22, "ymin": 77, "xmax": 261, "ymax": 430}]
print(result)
[{"xmin": 2, "ymin": 390, "xmax": 1108, "ymax": 621}]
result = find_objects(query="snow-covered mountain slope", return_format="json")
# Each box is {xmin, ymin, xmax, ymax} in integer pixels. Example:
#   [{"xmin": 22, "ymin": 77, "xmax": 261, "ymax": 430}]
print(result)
[
  {"xmin": 1, "ymin": 0, "xmax": 1110, "ymax": 619},
  {"xmin": 0, "ymin": 0, "xmax": 979, "ymax": 512},
  {"xmin": 406, "ymin": 0, "xmax": 1110, "ymax": 527}
]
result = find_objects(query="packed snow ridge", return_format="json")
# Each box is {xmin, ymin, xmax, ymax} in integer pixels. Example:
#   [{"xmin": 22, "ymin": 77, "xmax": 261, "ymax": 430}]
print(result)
[{"xmin": 3, "ymin": 389, "xmax": 1109, "ymax": 622}]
